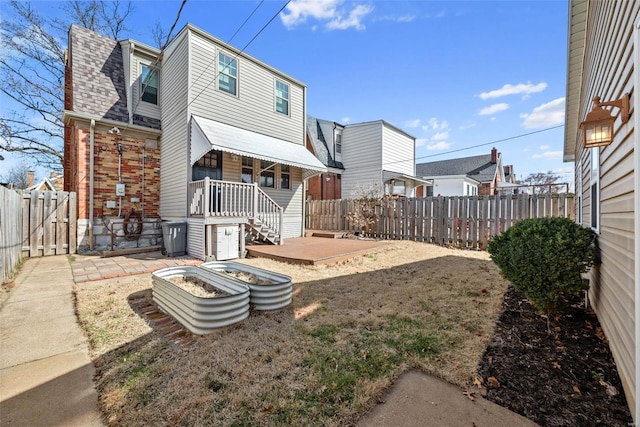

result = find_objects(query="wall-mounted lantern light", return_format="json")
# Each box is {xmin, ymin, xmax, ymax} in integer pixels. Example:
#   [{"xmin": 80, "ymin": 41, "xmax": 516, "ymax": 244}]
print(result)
[{"xmin": 580, "ymin": 93, "xmax": 630, "ymax": 148}]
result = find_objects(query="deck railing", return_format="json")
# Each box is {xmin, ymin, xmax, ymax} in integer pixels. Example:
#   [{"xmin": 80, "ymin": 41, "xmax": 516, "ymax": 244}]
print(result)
[{"xmin": 188, "ymin": 178, "xmax": 283, "ymax": 236}]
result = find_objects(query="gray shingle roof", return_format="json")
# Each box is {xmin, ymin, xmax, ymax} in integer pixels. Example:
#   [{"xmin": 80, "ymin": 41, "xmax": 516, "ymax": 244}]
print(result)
[
  {"xmin": 306, "ymin": 115, "xmax": 344, "ymax": 169},
  {"xmin": 416, "ymin": 154, "xmax": 498, "ymax": 184}
]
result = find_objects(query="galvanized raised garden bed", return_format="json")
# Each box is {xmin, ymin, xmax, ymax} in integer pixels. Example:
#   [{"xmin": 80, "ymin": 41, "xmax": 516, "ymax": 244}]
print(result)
[
  {"xmin": 200, "ymin": 261, "xmax": 293, "ymax": 311},
  {"xmin": 152, "ymin": 266, "xmax": 250, "ymax": 335}
]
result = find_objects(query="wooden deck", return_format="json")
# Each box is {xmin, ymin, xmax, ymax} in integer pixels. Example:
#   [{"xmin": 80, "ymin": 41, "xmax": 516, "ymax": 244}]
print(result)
[{"xmin": 246, "ymin": 234, "xmax": 390, "ymax": 265}]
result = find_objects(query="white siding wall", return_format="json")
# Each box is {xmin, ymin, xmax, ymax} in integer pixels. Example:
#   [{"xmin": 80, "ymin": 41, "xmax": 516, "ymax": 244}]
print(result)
[
  {"xmin": 159, "ymin": 32, "xmax": 190, "ymax": 219},
  {"xmin": 430, "ymin": 177, "xmax": 468, "ymax": 196},
  {"xmin": 341, "ymin": 122, "xmax": 383, "ymax": 198},
  {"xmin": 188, "ymin": 32, "xmax": 305, "ymax": 145},
  {"xmin": 381, "ymin": 124, "xmax": 415, "ymax": 176},
  {"xmin": 574, "ymin": 0, "xmax": 638, "ymax": 414}
]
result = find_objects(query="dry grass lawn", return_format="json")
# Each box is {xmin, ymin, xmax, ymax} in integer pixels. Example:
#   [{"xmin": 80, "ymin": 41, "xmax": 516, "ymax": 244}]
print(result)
[{"xmin": 74, "ymin": 240, "xmax": 509, "ymax": 426}]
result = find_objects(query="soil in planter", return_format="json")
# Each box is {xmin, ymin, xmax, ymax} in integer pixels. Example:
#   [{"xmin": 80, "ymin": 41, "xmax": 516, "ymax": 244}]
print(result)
[
  {"xmin": 168, "ymin": 276, "xmax": 230, "ymax": 298},
  {"xmin": 222, "ymin": 270, "xmax": 275, "ymax": 285},
  {"xmin": 477, "ymin": 286, "xmax": 633, "ymax": 427}
]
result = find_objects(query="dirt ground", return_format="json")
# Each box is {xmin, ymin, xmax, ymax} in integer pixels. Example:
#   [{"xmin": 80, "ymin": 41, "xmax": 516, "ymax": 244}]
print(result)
[
  {"xmin": 478, "ymin": 286, "xmax": 633, "ymax": 426},
  {"xmin": 72, "ymin": 240, "xmax": 634, "ymax": 426}
]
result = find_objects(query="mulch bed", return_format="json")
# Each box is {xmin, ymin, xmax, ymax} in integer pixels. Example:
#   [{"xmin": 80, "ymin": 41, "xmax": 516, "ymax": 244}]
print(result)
[{"xmin": 478, "ymin": 286, "xmax": 633, "ymax": 426}]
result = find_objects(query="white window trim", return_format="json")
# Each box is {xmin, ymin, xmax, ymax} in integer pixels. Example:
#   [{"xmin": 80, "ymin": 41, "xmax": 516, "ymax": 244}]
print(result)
[
  {"xmin": 590, "ymin": 148, "xmax": 600, "ymax": 232},
  {"xmin": 140, "ymin": 63, "xmax": 159, "ymax": 105},
  {"xmin": 217, "ymin": 51, "xmax": 238, "ymax": 97},
  {"xmin": 279, "ymin": 164, "xmax": 291, "ymax": 190},
  {"xmin": 576, "ymin": 159, "xmax": 583, "ymax": 225},
  {"xmin": 274, "ymin": 79, "xmax": 290, "ymax": 116}
]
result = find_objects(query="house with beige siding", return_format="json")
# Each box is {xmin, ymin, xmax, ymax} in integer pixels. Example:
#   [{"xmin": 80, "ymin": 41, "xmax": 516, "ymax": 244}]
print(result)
[
  {"xmin": 64, "ymin": 24, "xmax": 325, "ymax": 259},
  {"xmin": 564, "ymin": 0, "xmax": 639, "ymax": 419}
]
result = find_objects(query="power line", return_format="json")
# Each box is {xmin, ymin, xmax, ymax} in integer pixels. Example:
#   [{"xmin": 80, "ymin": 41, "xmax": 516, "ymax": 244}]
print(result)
[
  {"xmin": 416, "ymin": 124, "xmax": 565, "ymax": 161},
  {"xmin": 186, "ymin": 0, "xmax": 292, "ymax": 111}
]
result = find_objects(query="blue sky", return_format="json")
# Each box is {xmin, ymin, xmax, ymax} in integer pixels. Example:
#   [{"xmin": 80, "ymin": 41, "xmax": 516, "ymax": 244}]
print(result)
[{"xmin": 2, "ymin": 0, "xmax": 570, "ymax": 184}]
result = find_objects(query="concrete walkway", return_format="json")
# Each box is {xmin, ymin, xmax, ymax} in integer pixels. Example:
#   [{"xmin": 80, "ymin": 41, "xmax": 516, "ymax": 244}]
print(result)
[{"xmin": 0, "ymin": 256, "xmax": 104, "ymax": 426}]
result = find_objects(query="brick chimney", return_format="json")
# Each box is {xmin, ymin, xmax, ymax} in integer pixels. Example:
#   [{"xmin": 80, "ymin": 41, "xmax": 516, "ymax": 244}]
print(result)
[
  {"xmin": 490, "ymin": 147, "xmax": 498, "ymax": 164},
  {"xmin": 27, "ymin": 170, "xmax": 35, "ymax": 187}
]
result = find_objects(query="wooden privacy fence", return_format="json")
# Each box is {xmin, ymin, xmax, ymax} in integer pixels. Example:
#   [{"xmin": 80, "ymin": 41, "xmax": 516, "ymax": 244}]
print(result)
[
  {"xmin": 306, "ymin": 193, "xmax": 575, "ymax": 250},
  {"xmin": 22, "ymin": 191, "xmax": 77, "ymax": 258},
  {"xmin": 1, "ymin": 186, "xmax": 23, "ymax": 283}
]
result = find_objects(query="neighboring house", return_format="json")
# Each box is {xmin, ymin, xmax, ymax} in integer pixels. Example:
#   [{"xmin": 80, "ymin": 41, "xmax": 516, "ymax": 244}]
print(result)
[
  {"xmin": 564, "ymin": 1, "xmax": 639, "ymax": 419},
  {"xmin": 305, "ymin": 116, "xmax": 344, "ymax": 200},
  {"xmin": 306, "ymin": 116, "xmax": 430, "ymax": 200},
  {"xmin": 64, "ymin": 24, "xmax": 325, "ymax": 258},
  {"xmin": 416, "ymin": 148, "xmax": 505, "ymax": 196},
  {"xmin": 24, "ymin": 171, "xmax": 64, "ymax": 192}
]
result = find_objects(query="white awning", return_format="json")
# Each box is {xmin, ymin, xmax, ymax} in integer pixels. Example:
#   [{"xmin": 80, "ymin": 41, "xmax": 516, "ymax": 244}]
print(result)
[
  {"xmin": 383, "ymin": 170, "xmax": 433, "ymax": 186},
  {"xmin": 190, "ymin": 115, "xmax": 326, "ymax": 179}
]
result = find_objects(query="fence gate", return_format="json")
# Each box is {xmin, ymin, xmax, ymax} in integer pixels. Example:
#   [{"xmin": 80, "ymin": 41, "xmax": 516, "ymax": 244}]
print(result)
[{"xmin": 22, "ymin": 191, "xmax": 77, "ymax": 258}]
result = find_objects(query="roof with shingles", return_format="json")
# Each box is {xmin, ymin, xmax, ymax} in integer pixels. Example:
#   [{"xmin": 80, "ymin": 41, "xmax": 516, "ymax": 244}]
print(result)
[
  {"xmin": 416, "ymin": 154, "xmax": 498, "ymax": 184},
  {"xmin": 306, "ymin": 116, "xmax": 344, "ymax": 169}
]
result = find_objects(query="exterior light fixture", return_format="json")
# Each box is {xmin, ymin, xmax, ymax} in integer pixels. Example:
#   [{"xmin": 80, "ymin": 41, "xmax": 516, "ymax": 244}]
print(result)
[{"xmin": 580, "ymin": 93, "xmax": 630, "ymax": 148}]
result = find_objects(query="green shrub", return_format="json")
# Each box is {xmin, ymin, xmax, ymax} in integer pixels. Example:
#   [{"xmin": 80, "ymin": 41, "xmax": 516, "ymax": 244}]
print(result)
[{"xmin": 487, "ymin": 217, "xmax": 597, "ymax": 314}]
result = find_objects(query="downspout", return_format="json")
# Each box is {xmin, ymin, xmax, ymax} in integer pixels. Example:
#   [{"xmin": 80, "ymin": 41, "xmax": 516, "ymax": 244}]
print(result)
[
  {"xmin": 89, "ymin": 119, "xmax": 95, "ymax": 250},
  {"xmin": 301, "ymin": 87, "xmax": 307, "ymax": 238},
  {"xmin": 128, "ymin": 42, "xmax": 134, "ymax": 124},
  {"xmin": 634, "ymin": 16, "xmax": 640, "ymax": 424}
]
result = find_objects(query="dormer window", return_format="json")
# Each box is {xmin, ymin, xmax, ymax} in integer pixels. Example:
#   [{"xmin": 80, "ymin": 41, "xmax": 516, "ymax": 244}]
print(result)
[
  {"xmin": 335, "ymin": 132, "xmax": 342, "ymax": 154},
  {"xmin": 141, "ymin": 65, "xmax": 158, "ymax": 104},
  {"xmin": 218, "ymin": 52, "xmax": 237, "ymax": 96}
]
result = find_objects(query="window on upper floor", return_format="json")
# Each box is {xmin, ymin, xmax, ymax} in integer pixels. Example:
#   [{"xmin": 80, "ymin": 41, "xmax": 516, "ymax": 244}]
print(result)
[
  {"xmin": 259, "ymin": 160, "xmax": 275, "ymax": 188},
  {"xmin": 275, "ymin": 80, "xmax": 289, "ymax": 115},
  {"xmin": 280, "ymin": 164, "xmax": 290, "ymax": 190},
  {"xmin": 218, "ymin": 52, "xmax": 237, "ymax": 96},
  {"xmin": 335, "ymin": 132, "xmax": 342, "ymax": 154},
  {"xmin": 242, "ymin": 157, "xmax": 253, "ymax": 184},
  {"xmin": 141, "ymin": 64, "xmax": 159, "ymax": 105}
]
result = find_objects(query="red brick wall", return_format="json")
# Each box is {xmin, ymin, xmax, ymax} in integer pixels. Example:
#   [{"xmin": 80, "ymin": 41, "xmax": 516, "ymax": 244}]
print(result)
[{"xmin": 69, "ymin": 124, "xmax": 160, "ymax": 219}]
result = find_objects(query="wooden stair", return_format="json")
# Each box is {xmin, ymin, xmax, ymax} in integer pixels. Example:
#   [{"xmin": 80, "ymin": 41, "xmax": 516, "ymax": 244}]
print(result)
[{"xmin": 247, "ymin": 218, "xmax": 280, "ymax": 245}]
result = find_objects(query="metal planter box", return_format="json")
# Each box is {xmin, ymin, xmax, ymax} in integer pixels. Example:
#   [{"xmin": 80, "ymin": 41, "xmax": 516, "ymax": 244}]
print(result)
[
  {"xmin": 152, "ymin": 266, "xmax": 250, "ymax": 335},
  {"xmin": 200, "ymin": 261, "xmax": 293, "ymax": 311}
]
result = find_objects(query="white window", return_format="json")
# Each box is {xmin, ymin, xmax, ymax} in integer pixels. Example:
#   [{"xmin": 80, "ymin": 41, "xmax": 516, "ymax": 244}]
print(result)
[
  {"xmin": 335, "ymin": 132, "xmax": 342, "ymax": 154},
  {"xmin": 218, "ymin": 52, "xmax": 237, "ymax": 96},
  {"xmin": 275, "ymin": 80, "xmax": 289, "ymax": 115},
  {"xmin": 466, "ymin": 184, "xmax": 470, "ymax": 195},
  {"xmin": 280, "ymin": 164, "xmax": 290, "ymax": 189},
  {"xmin": 590, "ymin": 148, "xmax": 599, "ymax": 231},
  {"xmin": 391, "ymin": 179, "xmax": 406, "ymax": 195},
  {"xmin": 141, "ymin": 64, "xmax": 158, "ymax": 104}
]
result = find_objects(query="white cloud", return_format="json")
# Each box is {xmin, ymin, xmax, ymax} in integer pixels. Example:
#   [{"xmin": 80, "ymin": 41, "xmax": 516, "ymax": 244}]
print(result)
[
  {"xmin": 458, "ymin": 122, "xmax": 476, "ymax": 131},
  {"xmin": 281, "ymin": 0, "xmax": 373, "ymax": 31},
  {"xmin": 539, "ymin": 144, "xmax": 550, "ymax": 150},
  {"xmin": 425, "ymin": 118, "xmax": 448, "ymax": 131},
  {"xmin": 427, "ymin": 141, "xmax": 452, "ymax": 151},
  {"xmin": 376, "ymin": 14, "xmax": 416, "ymax": 23},
  {"xmin": 431, "ymin": 131, "xmax": 449, "ymax": 141},
  {"xmin": 327, "ymin": 4, "xmax": 373, "ymax": 30},
  {"xmin": 479, "ymin": 103, "xmax": 509, "ymax": 116},
  {"xmin": 521, "ymin": 97, "xmax": 565, "ymax": 128},
  {"xmin": 341, "ymin": 116, "xmax": 351, "ymax": 124},
  {"xmin": 532, "ymin": 151, "xmax": 562, "ymax": 159},
  {"xmin": 415, "ymin": 138, "xmax": 428, "ymax": 147},
  {"xmin": 552, "ymin": 166, "xmax": 573, "ymax": 174},
  {"xmin": 404, "ymin": 119, "xmax": 421, "ymax": 128},
  {"xmin": 479, "ymin": 82, "xmax": 548, "ymax": 100},
  {"xmin": 281, "ymin": 0, "xmax": 340, "ymax": 28}
]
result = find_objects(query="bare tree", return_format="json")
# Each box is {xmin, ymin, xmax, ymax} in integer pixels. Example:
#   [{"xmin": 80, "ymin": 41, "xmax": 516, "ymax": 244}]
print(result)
[
  {"xmin": 520, "ymin": 172, "xmax": 566, "ymax": 194},
  {"xmin": 0, "ymin": 1, "xmax": 133, "ymax": 170},
  {"xmin": 1, "ymin": 163, "xmax": 34, "ymax": 189}
]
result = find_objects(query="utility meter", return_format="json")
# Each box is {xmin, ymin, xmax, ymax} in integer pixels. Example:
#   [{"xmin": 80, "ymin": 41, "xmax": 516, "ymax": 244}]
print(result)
[{"xmin": 115, "ymin": 183, "xmax": 126, "ymax": 197}]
